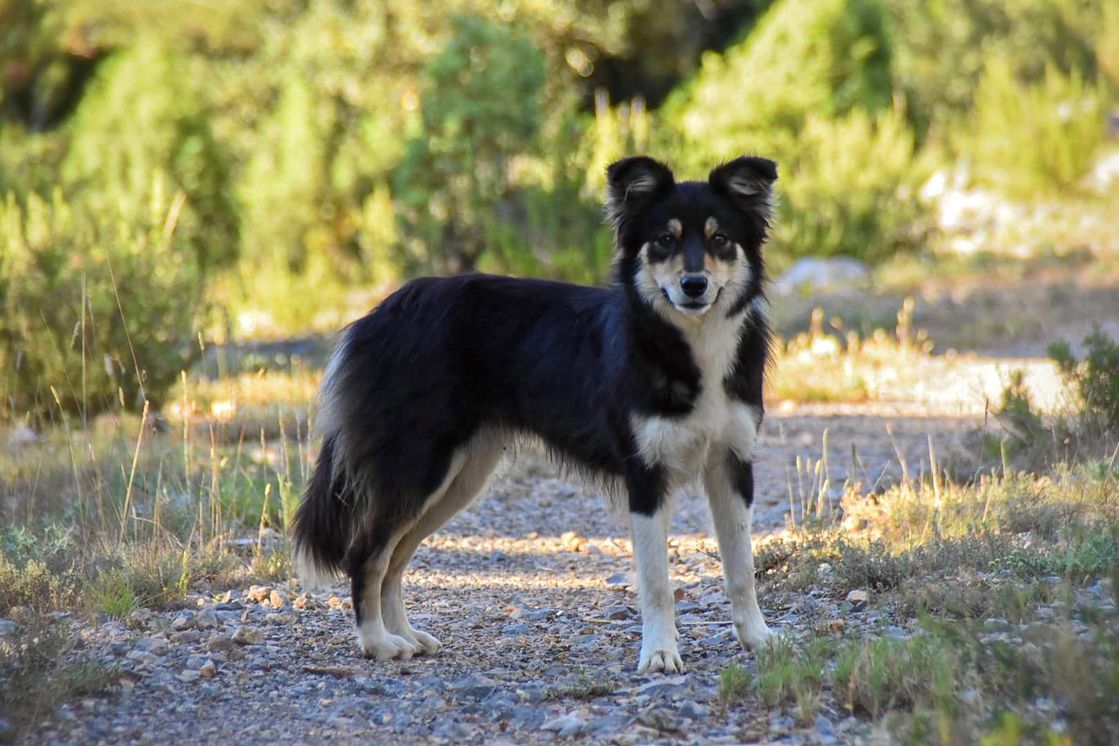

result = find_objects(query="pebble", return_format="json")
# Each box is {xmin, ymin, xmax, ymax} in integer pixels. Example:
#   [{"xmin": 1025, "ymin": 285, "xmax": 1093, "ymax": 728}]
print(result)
[
  {"xmin": 136, "ymin": 637, "xmax": 168, "ymax": 655},
  {"xmin": 231, "ymin": 626, "xmax": 263, "ymax": 645},
  {"xmin": 200, "ymin": 661, "xmax": 217, "ymax": 678},
  {"xmin": 540, "ymin": 714, "xmax": 587, "ymax": 736},
  {"xmin": 247, "ymin": 586, "xmax": 271, "ymax": 603},
  {"xmin": 0, "ymin": 619, "xmax": 18, "ymax": 636},
  {"xmin": 194, "ymin": 610, "xmax": 219, "ymax": 629},
  {"xmin": 170, "ymin": 613, "xmax": 194, "ymax": 631}
]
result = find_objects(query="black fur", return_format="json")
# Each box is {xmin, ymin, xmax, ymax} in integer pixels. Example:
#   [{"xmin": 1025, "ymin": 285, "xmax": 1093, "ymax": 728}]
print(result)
[{"xmin": 292, "ymin": 155, "xmax": 777, "ymax": 627}]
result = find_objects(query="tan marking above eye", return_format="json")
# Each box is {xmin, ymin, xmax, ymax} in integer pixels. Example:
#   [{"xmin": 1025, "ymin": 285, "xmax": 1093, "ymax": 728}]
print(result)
[
  {"xmin": 667, "ymin": 219, "xmax": 683, "ymax": 238},
  {"xmin": 704, "ymin": 217, "xmax": 719, "ymax": 239}
]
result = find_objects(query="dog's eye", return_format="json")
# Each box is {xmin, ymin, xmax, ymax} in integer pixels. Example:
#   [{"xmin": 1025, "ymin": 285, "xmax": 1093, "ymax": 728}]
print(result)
[
  {"xmin": 656, "ymin": 233, "xmax": 676, "ymax": 247},
  {"xmin": 711, "ymin": 234, "xmax": 729, "ymax": 248}
]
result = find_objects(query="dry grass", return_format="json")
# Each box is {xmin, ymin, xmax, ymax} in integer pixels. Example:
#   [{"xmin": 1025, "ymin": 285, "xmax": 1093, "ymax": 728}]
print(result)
[{"xmin": 734, "ymin": 461, "xmax": 1119, "ymax": 743}]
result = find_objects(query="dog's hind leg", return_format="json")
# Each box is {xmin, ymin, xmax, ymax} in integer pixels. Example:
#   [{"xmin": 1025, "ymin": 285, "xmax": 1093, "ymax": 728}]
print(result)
[
  {"xmin": 349, "ymin": 449, "xmax": 470, "ymax": 660},
  {"xmin": 703, "ymin": 447, "xmax": 774, "ymax": 651},
  {"xmin": 381, "ymin": 432, "xmax": 506, "ymax": 655}
]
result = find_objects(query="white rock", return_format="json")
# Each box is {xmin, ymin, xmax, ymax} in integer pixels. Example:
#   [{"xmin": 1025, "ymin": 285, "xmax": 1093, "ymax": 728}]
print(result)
[
  {"xmin": 845, "ymin": 589, "xmax": 869, "ymax": 604},
  {"xmin": 541, "ymin": 714, "xmax": 587, "ymax": 736}
]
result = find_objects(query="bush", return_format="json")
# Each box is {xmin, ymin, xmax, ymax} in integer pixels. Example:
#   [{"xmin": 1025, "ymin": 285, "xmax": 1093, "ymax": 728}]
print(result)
[
  {"xmin": 1050, "ymin": 329, "xmax": 1119, "ymax": 435},
  {"xmin": 663, "ymin": 0, "xmax": 925, "ymax": 265},
  {"xmin": 775, "ymin": 107, "xmax": 926, "ymax": 262},
  {"xmin": 989, "ymin": 328, "xmax": 1119, "ymax": 467},
  {"xmin": 666, "ymin": 0, "xmax": 894, "ymax": 161},
  {"xmin": 0, "ymin": 184, "xmax": 205, "ymax": 420},
  {"xmin": 62, "ymin": 38, "xmax": 240, "ymax": 274},
  {"xmin": 963, "ymin": 57, "xmax": 1106, "ymax": 198},
  {"xmin": 395, "ymin": 16, "xmax": 548, "ymax": 273}
]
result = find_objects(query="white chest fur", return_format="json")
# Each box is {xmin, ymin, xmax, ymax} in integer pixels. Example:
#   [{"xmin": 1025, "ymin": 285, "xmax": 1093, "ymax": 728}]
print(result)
[{"xmin": 632, "ymin": 308, "xmax": 761, "ymax": 485}]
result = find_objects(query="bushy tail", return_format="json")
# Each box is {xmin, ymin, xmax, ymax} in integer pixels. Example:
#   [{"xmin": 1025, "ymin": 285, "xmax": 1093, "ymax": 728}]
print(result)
[{"xmin": 291, "ymin": 435, "xmax": 355, "ymax": 588}]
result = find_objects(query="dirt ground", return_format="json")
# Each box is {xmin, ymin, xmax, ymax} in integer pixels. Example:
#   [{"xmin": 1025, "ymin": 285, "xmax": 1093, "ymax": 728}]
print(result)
[{"xmin": 29, "ymin": 403, "xmax": 983, "ymax": 745}]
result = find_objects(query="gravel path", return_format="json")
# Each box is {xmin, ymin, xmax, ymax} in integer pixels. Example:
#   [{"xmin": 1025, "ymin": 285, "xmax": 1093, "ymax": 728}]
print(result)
[{"xmin": 31, "ymin": 407, "xmax": 977, "ymax": 745}]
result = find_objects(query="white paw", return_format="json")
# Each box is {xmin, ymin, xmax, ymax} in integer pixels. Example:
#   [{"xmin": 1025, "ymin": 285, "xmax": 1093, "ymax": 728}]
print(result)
[
  {"xmin": 736, "ymin": 623, "xmax": 778, "ymax": 651},
  {"xmin": 358, "ymin": 629, "xmax": 418, "ymax": 660},
  {"xmin": 410, "ymin": 629, "xmax": 443, "ymax": 655},
  {"xmin": 638, "ymin": 645, "xmax": 684, "ymax": 674}
]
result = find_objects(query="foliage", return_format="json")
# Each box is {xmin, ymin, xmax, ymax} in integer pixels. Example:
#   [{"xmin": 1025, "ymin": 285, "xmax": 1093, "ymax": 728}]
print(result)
[
  {"xmin": 964, "ymin": 57, "xmax": 1106, "ymax": 198},
  {"xmin": 1050, "ymin": 328, "xmax": 1119, "ymax": 434},
  {"xmin": 0, "ymin": 184, "xmax": 204, "ymax": 418},
  {"xmin": 887, "ymin": 0, "xmax": 1109, "ymax": 135},
  {"xmin": 774, "ymin": 107, "xmax": 926, "ymax": 262},
  {"xmin": 666, "ymin": 0, "xmax": 894, "ymax": 158},
  {"xmin": 990, "ymin": 328, "xmax": 1119, "ymax": 467},
  {"xmin": 663, "ymin": 0, "xmax": 928, "ymax": 264},
  {"xmin": 395, "ymin": 16, "xmax": 547, "ymax": 273},
  {"xmin": 62, "ymin": 37, "xmax": 240, "ymax": 274}
]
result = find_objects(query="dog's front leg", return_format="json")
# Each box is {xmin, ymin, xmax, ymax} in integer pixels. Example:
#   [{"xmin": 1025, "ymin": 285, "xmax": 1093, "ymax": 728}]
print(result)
[
  {"xmin": 627, "ymin": 469, "xmax": 682, "ymax": 674},
  {"xmin": 704, "ymin": 450, "xmax": 775, "ymax": 651}
]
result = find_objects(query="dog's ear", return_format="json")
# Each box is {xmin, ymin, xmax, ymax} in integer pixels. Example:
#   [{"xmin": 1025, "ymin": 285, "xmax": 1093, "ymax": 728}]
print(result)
[
  {"xmin": 605, "ymin": 156, "xmax": 675, "ymax": 231},
  {"xmin": 708, "ymin": 156, "xmax": 778, "ymax": 221}
]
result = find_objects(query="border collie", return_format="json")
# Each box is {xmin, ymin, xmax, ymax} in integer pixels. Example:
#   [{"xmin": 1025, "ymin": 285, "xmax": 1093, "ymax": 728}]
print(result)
[{"xmin": 293, "ymin": 155, "xmax": 778, "ymax": 673}]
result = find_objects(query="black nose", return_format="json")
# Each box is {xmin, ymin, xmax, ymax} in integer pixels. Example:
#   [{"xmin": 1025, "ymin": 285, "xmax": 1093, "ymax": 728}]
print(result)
[{"xmin": 680, "ymin": 275, "xmax": 708, "ymax": 298}]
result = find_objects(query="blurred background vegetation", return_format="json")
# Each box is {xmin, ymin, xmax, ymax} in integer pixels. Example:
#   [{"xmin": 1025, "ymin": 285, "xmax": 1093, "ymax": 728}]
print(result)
[{"xmin": 1, "ymin": 0, "xmax": 1117, "ymax": 420}]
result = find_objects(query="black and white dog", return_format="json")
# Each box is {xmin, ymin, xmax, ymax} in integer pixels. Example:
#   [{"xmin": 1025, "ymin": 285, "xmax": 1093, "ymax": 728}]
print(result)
[{"xmin": 293, "ymin": 155, "xmax": 777, "ymax": 673}]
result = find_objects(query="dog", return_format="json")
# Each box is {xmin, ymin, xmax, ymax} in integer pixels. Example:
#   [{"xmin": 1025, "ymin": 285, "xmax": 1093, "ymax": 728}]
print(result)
[{"xmin": 292, "ymin": 155, "xmax": 778, "ymax": 673}]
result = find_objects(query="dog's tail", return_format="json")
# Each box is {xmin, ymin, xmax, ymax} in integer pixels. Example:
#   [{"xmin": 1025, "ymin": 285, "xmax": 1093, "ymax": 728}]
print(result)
[
  {"xmin": 291, "ymin": 434, "xmax": 355, "ymax": 588},
  {"xmin": 292, "ymin": 337, "xmax": 361, "ymax": 588}
]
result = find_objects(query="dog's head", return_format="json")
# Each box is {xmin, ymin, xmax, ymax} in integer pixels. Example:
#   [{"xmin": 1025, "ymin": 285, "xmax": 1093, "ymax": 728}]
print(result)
[{"xmin": 607, "ymin": 156, "xmax": 776, "ymax": 320}]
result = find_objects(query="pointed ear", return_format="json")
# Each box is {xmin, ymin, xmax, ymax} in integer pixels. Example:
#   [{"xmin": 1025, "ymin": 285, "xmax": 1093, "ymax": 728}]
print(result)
[
  {"xmin": 709, "ymin": 156, "xmax": 778, "ymax": 220},
  {"xmin": 605, "ymin": 156, "xmax": 675, "ymax": 231}
]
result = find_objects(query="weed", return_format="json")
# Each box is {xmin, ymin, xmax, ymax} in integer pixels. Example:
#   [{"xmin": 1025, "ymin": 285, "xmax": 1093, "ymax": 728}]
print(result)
[
  {"xmin": 0, "ymin": 615, "xmax": 117, "ymax": 734},
  {"xmin": 718, "ymin": 663, "xmax": 750, "ymax": 706}
]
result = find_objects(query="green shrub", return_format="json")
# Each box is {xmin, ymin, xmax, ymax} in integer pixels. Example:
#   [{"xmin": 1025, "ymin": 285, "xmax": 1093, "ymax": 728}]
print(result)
[
  {"xmin": 775, "ymin": 107, "xmax": 926, "ymax": 262},
  {"xmin": 666, "ymin": 0, "xmax": 894, "ymax": 161},
  {"xmin": 0, "ymin": 184, "xmax": 205, "ymax": 419},
  {"xmin": 964, "ymin": 57, "xmax": 1105, "ymax": 198},
  {"xmin": 395, "ymin": 15, "xmax": 548, "ymax": 273},
  {"xmin": 1049, "ymin": 328, "xmax": 1119, "ymax": 434},
  {"xmin": 62, "ymin": 37, "xmax": 240, "ymax": 274}
]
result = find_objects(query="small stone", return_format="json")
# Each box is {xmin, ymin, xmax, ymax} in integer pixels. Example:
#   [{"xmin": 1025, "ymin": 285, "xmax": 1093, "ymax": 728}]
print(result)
[
  {"xmin": 247, "ymin": 585, "xmax": 271, "ymax": 603},
  {"xmin": 170, "ymin": 613, "xmax": 194, "ymax": 631},
  {"xmin": 560, "ymin": 530, "xmax": 586, "ymax": 552},
  {"xmin": 541, "ymin": 714, "xmax": 587, "ymax": 736},
  {"xmin": 606, "ymin": 572, "xmax": 631, "ymax": 588},
  {"xmin": 185, "ymin": 655, "xmax": 209, "ymax": 670},
  {"xmin": 268, "ymin": 590, "xmax": 287, "ymax": 609},
  {"xmin": 0, "ymin": 619, "xmax": 18, "ymax": 637},
  {"xmin": 845, "ymin": 589, "xmax": 868, "ymax": 604},
  {"xmin": 177, "ymin": 670, "xmax": 200, "ymax": 683},
  {"xmin": 637, "ymin": 706, "xmax": 682, "ymax": 732},
  {"xmin": 677, "ymin": 701, "xmax": 709, "ymax": 720},
  {"xmin": 814, "ymin": 714, "xmax": 838, "ymax": 744},
  {"xmin": 208, "ymin": 636, "xmax": 237, "ymax": 654},
  {"xmin": 170, "ymin": 630, "xmax": 202, "ymax": 644},
  {"xmin": 136, "ymin": 637, "xmax": 168, "ymax": 655},
  {"xmin": 199, "ymin": 660, "xmax": 217, "ymax": 678},
  {"xmin": 605, "ymin": 606, "xmax": 632, "ymax": 620},
  {"xmin": 450, "ymin": 673, "xmax": 498, "ymax": 701},
  {"xmin": 231, "ymin": 626, "xmax": 263, "ymax": 645},
  {"xmin": 194, "ymin": 610, "xmax": 218, "ymax": 629}
]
